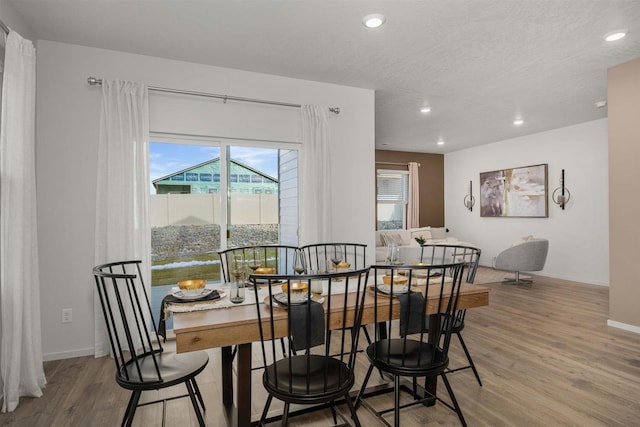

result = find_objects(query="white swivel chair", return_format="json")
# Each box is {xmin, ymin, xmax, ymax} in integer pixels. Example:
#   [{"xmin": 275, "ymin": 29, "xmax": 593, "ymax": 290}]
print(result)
[{"xmin": 494, "ymin": 238, "xmax": 549, "ymax": 284}]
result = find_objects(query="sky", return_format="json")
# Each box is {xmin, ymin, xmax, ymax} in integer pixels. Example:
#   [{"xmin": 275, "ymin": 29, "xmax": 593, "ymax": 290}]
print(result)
[{"xmin": 149, "ymin": 142, "xmax": 279, "ymax": 192}]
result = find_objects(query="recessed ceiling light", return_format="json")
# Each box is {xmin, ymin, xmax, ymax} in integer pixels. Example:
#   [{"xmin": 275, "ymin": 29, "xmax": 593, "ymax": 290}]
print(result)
[
  {"xmin": 420, "ymin": 107, "xmax": 431, "ymax": 114},
  {"xmin": 604, "ymin": 30, "xmax": 627, "ymax": 42},
  {"xmin": 363, "ymin": 13, "xmax": 386, "ymax": 29},
  {"xmin": 513, "ymin": 118, "xmax": 524, "ymax": 126},
  {"xmin": 437, "ymin": 140, "xmax": 445, "ymax": 146}
]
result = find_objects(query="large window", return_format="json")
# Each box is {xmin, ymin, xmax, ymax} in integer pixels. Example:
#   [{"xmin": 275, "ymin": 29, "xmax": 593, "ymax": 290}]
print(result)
[
  {"xmin": 376, "ymin": 169, "xmax": 409, "ymax": 230},
  {"xmin": 149, "ymin": 137, "xmax": 298, "ymax": 291}
]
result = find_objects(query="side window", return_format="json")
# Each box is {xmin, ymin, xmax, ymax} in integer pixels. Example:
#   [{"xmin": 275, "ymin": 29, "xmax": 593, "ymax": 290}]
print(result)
[{"xmin": 376, "ymin": 170, "xmax": 409, "ymax": 230}]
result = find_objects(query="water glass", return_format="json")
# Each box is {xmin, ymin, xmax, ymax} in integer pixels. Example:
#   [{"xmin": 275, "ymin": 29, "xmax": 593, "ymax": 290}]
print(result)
[
  {"xmin": 310, "ymin": 277, "xmax": 324, "ymax": 295},
  {"xmin": 387, "ymin": 243, "xmax": 401, "ymax": 265},
  {"xmin": 230, "ymin": 253, "xmax": 246, "ymax": 303},
  {"xmin": 230, "ymin": 279, "xmax": 245, "ymax": 304}
]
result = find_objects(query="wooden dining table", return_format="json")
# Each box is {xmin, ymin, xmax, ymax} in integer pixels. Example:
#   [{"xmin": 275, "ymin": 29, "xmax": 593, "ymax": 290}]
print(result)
[{"xmin": 173, "ymin": 281, "xmax": 490, "ymax": 427}]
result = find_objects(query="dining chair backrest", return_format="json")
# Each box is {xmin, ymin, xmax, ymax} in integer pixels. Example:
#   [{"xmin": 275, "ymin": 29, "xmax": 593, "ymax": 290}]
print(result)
[
  {"xmin": 299, "ymin": 243, "xmax": 367, "ymax": 273},
  {"xmin": 218, "ymin": 245, "xmax": 300, "ymax": 282},
  {"xmin": 93, "ymin": 260, "xmax": 163, "ymax": 384},
  {"xmin": 250, "ymin": 268, "xmax": 370, "ymax": 403},
  {"xmin": 369, "ymin": 262, "xmax": 466, "ymax": 365},
  {"xmin": 419, "ymin": 244, "xmax": 481, "ymax": 284}
]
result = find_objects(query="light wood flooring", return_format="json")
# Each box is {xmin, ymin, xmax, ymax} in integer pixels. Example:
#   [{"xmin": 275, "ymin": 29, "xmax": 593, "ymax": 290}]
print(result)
[{"xmin": 1, "ymin": 267, "xmax": 639, "ymax": 426}]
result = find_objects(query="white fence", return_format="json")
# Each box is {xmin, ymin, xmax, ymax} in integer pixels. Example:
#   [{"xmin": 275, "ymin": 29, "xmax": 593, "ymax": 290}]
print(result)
[{"xmin": 150, "ymin": 193, "xmax": 278, "ymax": 227}]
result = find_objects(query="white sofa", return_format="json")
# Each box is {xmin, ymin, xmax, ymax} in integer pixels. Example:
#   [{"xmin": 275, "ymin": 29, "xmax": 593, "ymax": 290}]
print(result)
[{"xmin": 375, "ymin": 226, "xmax": 460, "ymax": 263}]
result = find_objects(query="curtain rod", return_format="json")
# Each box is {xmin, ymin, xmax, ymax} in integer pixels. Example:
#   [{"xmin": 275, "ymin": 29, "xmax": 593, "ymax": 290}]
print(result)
[
  {"xmin": 0, "ymin": 19, "xmax": 9, "ymax": 35},
  {"xmin": 87, "ymin": 77, "xmax": 340, "ymax": 114},
  {"xmin": 376, "ymin": 161, "xmax": 421, "ymax": 167}
]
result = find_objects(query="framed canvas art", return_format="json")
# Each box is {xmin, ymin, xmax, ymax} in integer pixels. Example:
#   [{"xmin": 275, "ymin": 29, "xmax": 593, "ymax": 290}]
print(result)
[{"xmin": 480, "ymin": 163, "xmax": 548, "ymax": 218}]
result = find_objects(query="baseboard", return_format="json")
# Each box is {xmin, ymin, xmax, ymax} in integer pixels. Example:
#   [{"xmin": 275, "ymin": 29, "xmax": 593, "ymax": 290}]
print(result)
[
  {"xmin": 43, "ymin": 347, "xmax": 94, "ymax": 362},
  {"xmin": 607, "ymin": 320, "xmax": 640, "ymax": 334}
]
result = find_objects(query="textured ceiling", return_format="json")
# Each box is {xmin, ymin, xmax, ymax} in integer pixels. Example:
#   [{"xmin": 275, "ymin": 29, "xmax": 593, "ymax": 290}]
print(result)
[{"xmin": 8, "ymin": 0, "xmax": 640, "ymax": 153}]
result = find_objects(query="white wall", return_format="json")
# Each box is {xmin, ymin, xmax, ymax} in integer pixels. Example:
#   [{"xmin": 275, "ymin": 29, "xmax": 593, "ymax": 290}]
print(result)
[
  {"xmin": 36, "ymin": 40, "xmax": 375, "ymax": 360},
  {"xmin": 445, "ymin": 119, "xmax": 609, "ymax": 286}
]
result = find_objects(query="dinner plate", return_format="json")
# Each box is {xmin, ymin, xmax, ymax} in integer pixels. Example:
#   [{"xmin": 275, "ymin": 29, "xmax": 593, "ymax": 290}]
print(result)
[
  {"xmin": 273, "ymin": 292, "xmax": 309, "ymax": 306},
  {"xmin": 171, "ymin": 288, "xmax": 224, "ymax": 301},
  {"xmin": 374, "ymin": 284, "xmax": 410, "ymax": 295},
  {"xmin": 370, "ymin": 283, "xmax": 422, "ymax": 295},
  {"xmin": 264, "ymin": 293, "xmax": 324, "ymax": 308}
]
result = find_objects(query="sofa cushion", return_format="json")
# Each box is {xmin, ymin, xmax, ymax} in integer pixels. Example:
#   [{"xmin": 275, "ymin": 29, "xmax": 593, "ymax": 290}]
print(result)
[
  {"xmin": 381, "ymin": 233, "xmax": 404, "ymax": 246},
  {"xmin": 430, "ymin": 227, "xmax": 447, "ymax": 240},
  {"xmin": 410, "ymin": 229, "xmax": 432, "ymax": 243}
]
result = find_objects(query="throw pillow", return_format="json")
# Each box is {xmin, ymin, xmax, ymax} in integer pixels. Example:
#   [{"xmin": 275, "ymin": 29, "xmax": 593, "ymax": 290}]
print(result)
[
  {"xmin": 410, "ymin": 230, "xmax": 433, "ymax": 244},
  {"xmin": 430, "ymin": 227, "xmax": 447, "ymax": 240},
  {"xmin": 382, "ymin": 233, "xmax": 404, "ymax": 246}
]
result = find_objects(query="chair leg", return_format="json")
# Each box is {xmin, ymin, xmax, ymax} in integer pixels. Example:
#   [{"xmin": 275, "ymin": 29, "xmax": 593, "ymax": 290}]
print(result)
[
  {"xmin": 260, "ymin": 395, "xmax": 273, "ymax": 426},
  {"xmin": 362, "ymin": 325, "xmax": 373, "ymax": 345},
  {"xmin": 191, "ymin": 377, "xmax": 207, "ymax": 411},
  {"xmin": 186, "ymin": 378, "xmax": 206, "ymax": 426},
  {"xmin": 344, "ymin": 393, "xmax": 362, "ymax": 427},
  {"xmin": 122, "ymin": 390, "xmax": 141, "ymax": 427},
  {"xmin": 503, "ymin": 271, "xmax": 533, "ymax": 285},
  {"xmin": 394, "ymin": 375, "xmax": 401, "ymax": 427},
  {"xmin": 441, "ymin": 373, "xmax": 467, "ymax": 427},
  {"xmin": 281, "ymin": 402, "xmax": 290, "ymax": 427},
  {"xmin": 330, "ymin": 404, "xmax": 338, "ymax": 425},
  {"xmin": 354, "ymin": 364, "xmax": 375, "ymax": 409},
  {"xmin": 456, "ymin": 332, "xmax": 482, "ymax": 386}
]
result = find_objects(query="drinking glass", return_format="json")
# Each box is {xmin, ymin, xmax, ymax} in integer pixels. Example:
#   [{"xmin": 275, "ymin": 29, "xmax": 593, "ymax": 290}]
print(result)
[
  {"xmin": 330, "ymin": 246, "xmax": 343, "ymax": 272},
  {"xmin": 230, "ymin": 253, "xmax": 246, "ymax": 303},
  {"xmin": 310, "ymin": 278, "xmax": 324, "ymax": 295},
  {"xmin": 387, "ymin": 243, "xmax": 401, "ymax": 265},
  {"xmin": 248, "ymin": 247, "xmax": 261, "ymax": 273},
  {"xmin": 293, "ymin": 251, "xmax": 306, "ymax": 274}
]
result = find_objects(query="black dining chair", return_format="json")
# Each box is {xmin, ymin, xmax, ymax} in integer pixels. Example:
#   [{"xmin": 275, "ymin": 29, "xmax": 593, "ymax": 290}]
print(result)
[
  {"xmin": 420, "ymin": 244, "xmax": 483, "ymax": 386},
  {"xmin": 300, "ymin": 243, "xmax": 372, "ymax": 344},
  {"xmin": 250, "ymin": 268, "xmax": 370, "ymax": 426},
  {"xmin": 218, "ymin": 244, "xmax": 300, "ymax": 282},
  {"xmin": 355, "ymin": 262, "xmax": 467, "ymax": 427},
  {"xmin": 93, "ymin": 260, "xmax": 209, "ymax": 427},
  {"xmin": 218, "ymin": 244, "xmax": 301, "ymax": 361},
  {"xmin": 299, "ymin": 243, "xmax": 367, "ymax": 273}
]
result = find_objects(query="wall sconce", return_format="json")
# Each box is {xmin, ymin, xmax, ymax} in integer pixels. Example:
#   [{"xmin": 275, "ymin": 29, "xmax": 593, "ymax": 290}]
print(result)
[
  {"xmin": 552, "ymin": 169, "xmax": 571, "ymax": 209},
  {"xmin": 463, "ymin": 180, "xmax": 475, "ymax": 211}
]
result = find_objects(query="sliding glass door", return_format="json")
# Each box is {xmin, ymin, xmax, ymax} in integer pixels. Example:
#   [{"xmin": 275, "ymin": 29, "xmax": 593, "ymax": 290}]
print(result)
[{"xmin": 149, "ymin": 137, "xmax": 298, "ymax": 288}]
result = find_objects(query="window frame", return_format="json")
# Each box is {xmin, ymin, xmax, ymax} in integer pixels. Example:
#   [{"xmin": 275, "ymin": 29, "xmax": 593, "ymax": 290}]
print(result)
[{"xmin": 376, "ymin": 168, "xmax": 410, "ymax": 230}]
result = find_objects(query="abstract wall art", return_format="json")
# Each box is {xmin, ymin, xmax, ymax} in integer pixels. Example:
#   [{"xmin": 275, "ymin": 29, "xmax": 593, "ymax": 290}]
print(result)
[{"xmin": 480, "ymin": 163, "xmax": 548, "ymax": 218}]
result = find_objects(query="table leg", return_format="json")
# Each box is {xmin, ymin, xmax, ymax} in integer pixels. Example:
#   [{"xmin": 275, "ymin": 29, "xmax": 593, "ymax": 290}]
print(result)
[
  {"xmin": 236, "ymin": 343, "xmax": 252, "ymax": 427},
  {"xmin": 221, "ymin": 346, "xmax": 234, "ymax": 406}
]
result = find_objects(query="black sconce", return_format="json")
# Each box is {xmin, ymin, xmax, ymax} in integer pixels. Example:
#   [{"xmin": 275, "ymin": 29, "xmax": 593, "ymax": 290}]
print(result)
[
  {"xmin": 463, "ymin": 180, "xmax": 475, "ymax": 211},
  {"xmin": 552, "ymin": 169, "xmax": 571, "ymax": 210}
]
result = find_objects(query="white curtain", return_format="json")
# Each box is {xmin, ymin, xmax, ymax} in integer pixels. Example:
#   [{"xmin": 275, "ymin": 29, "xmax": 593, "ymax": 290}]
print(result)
[
  {"xmin": 299, "ymin": 105, "xmax": 332, "ymax": 244},
  {"xmin": 407, "ymin": 161, "xmax": 420, "ymax": 229},
  {"xmin": 94, "ymin": 80, "xmax": 150, "ymax": 357},
  {"xmin": 0, "ymin": 30, "xmax": 46, "ymax": 413}
]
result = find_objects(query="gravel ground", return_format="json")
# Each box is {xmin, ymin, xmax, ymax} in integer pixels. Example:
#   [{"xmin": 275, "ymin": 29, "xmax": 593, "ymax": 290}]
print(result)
[{"xmin": 151, "ymin": 224, "xmax": 278, "ymax": 262}]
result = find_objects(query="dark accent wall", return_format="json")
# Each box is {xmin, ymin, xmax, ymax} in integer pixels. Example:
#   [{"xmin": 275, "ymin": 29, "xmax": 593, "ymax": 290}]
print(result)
[{"xmin": 375, "ymin": 150, "xmax": 444, "ymax": 227}]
